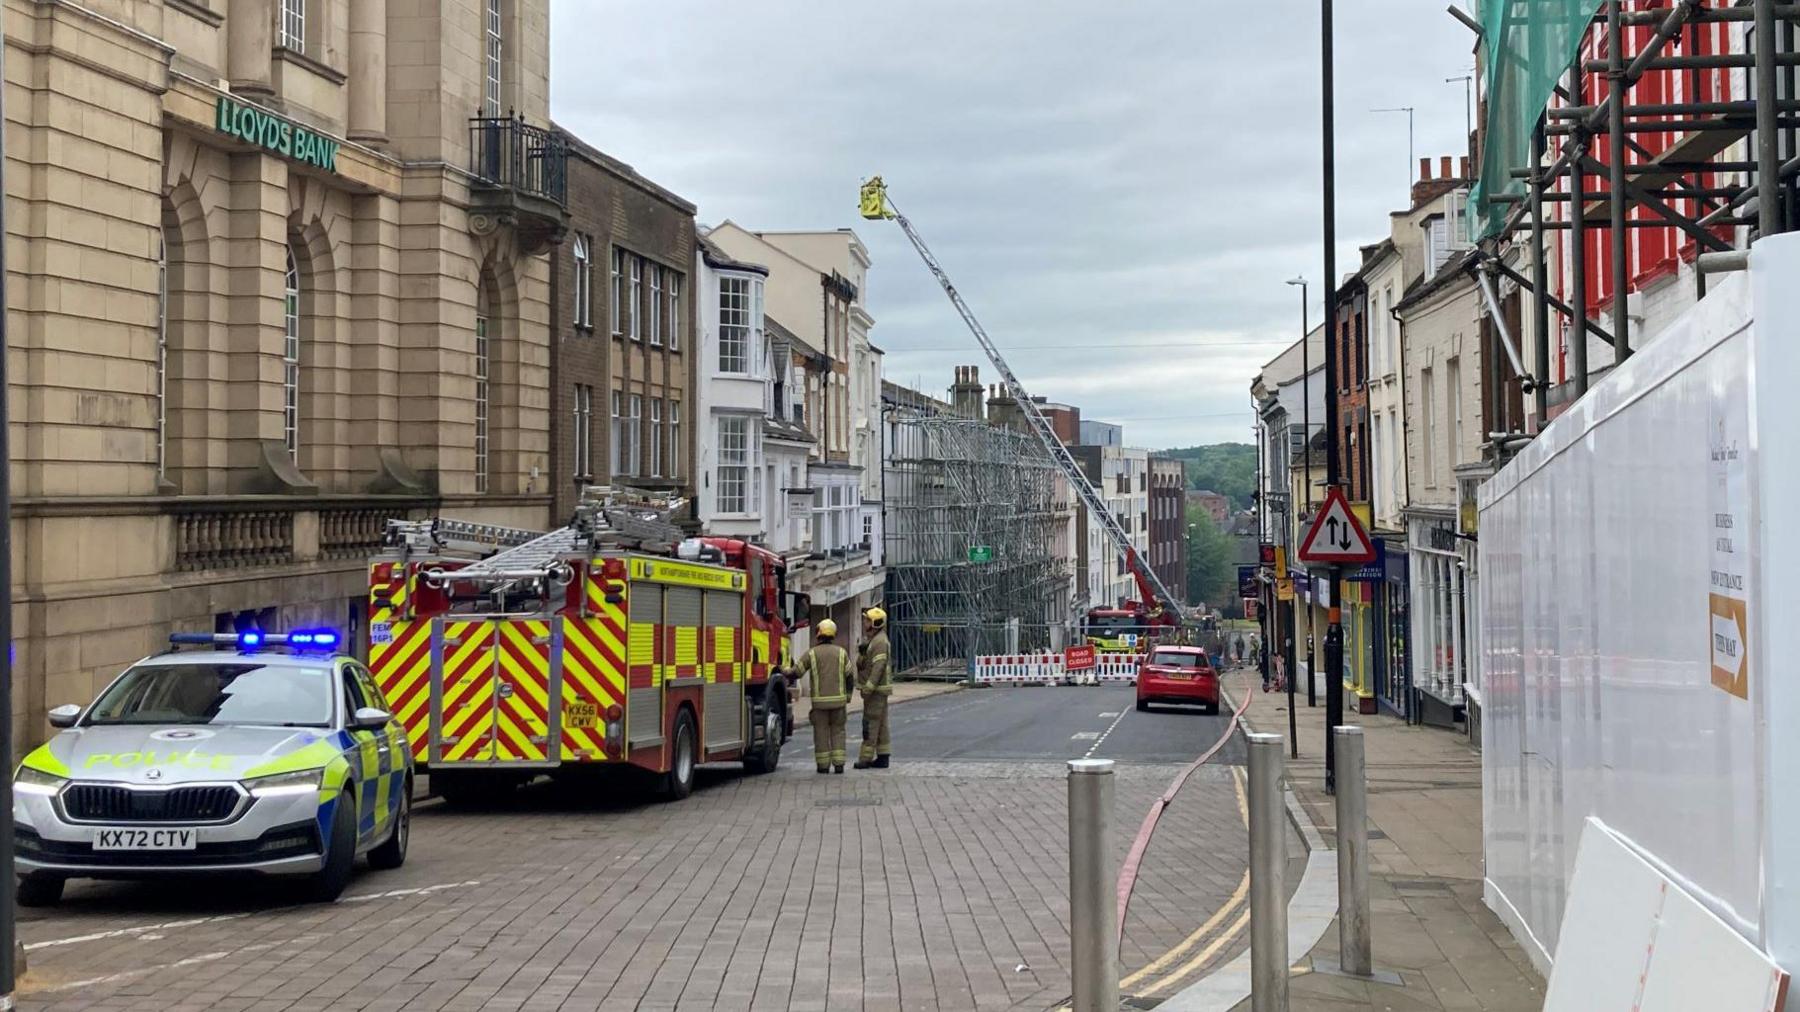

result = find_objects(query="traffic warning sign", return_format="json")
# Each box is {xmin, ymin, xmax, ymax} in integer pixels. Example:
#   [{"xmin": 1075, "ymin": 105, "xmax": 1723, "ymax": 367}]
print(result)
[{"xmin": 1298, "ymin": 487, "xmax": 1377, "ymax": 565}]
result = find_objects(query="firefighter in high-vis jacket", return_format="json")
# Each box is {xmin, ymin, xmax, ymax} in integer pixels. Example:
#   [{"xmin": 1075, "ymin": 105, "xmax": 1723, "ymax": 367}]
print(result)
[
  {"xmin": 800, "ymin": 619, "xmax": 854, "ymax": 774},
  {"xmin": 854, "ymin": 607, "xmax": 893, "ymax": 769}
]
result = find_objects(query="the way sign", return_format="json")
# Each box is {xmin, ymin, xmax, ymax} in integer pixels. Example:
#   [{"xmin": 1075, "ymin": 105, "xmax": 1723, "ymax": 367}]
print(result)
[
  {"xmin": 1297, "ymin": 486, "xmax": 1376, "ymax": 564},
  {"xmin": 968, "ymin": 545, "xmax": 994, "ymax": 564}
]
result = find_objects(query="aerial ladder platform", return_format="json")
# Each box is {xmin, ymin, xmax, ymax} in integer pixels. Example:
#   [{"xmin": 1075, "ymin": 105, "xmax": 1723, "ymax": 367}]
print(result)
[{"xmin": 859, "ymin": 176, "xmax": 1190, "ymax": 630}]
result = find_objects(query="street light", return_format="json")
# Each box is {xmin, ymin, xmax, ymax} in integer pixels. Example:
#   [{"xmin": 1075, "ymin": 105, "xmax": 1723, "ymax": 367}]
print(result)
[{"xmin": 1284, "ymin": 276, "xmax": 1314, "ymax": 722}]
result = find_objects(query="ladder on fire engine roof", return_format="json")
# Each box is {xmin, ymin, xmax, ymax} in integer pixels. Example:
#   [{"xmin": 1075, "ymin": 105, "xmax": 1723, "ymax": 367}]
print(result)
[
  {"xmin": 859, "ymin": 176, "xmax": 1189, "ymax": 627},
  {"xmin": 383, "ymin": 517, "xmax": 544, "ymax": 556},
  {"xmin": 429, "ymin": 485, "xmax": 692, "ymax": 586}
]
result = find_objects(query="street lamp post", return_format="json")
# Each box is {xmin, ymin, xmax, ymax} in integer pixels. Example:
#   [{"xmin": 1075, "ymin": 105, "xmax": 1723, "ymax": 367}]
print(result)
[
  {"xmin": 1286, "ymin": 276, "xmax": 1314, "ymax": 711},
  {"xmin": 1322, "ymin": 0, "xmax": 1347, "ymax": 794}
]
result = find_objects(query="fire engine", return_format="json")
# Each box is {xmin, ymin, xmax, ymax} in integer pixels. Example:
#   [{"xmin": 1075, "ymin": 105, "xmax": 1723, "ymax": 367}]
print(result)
[
  {"xmin": 1083, "ymin": 547, "xmax": 1180, "ymax": 654},
  {"xmin": 365, "ymin": 488, "xmax": 808, "ymax": 804}
]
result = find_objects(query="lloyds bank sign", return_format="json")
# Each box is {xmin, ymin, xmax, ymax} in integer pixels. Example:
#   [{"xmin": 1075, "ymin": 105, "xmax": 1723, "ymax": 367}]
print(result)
[{"xmin": 215, "ymin": 96, "xmax": 341, "ymax": 174}]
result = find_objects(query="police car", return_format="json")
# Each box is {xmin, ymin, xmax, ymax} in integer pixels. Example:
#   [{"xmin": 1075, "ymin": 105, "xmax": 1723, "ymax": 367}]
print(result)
[{"xmin": 12, "ymin": 630, "xmax": 412, "ymax": 906}]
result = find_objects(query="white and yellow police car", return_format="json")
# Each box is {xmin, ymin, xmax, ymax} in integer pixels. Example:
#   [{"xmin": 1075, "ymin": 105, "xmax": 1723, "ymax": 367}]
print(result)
[{"xmin": 12, "ymin": 630, "xmax": 412, "ymax": 906}]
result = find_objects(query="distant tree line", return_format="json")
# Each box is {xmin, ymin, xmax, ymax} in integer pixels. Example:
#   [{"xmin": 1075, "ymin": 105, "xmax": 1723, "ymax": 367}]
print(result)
[{"xmin": 1159, "ymin": 442, "xmax": 1256, "ymax": 510}]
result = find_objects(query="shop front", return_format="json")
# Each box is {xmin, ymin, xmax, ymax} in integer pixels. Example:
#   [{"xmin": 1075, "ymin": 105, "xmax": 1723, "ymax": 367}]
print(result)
[
  {"xmin": 1374, "ymin": 539, "xmax": 1411, "ymax": 717},
  {"xmin": 1407, "ymin": 510, "xmax": 1468, "ymax": 728}
]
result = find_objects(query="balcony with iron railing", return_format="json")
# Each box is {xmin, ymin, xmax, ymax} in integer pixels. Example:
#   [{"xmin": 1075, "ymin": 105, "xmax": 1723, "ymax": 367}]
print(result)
[{"xmin": 468, "ymin": 112, "xmax": 570, "ymax": 254}]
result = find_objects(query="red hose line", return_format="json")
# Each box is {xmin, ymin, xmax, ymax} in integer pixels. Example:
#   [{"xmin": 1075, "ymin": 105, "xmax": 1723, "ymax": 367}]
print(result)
[{"xmin": 1114, "ymin": 668, "xmax": 1255, "ymax": 950}]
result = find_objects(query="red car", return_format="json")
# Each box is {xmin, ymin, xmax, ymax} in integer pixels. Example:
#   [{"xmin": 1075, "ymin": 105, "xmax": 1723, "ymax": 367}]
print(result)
[{"xmin": 1135, "ymin": 646, "xmax": 1220, "ymax": 715}]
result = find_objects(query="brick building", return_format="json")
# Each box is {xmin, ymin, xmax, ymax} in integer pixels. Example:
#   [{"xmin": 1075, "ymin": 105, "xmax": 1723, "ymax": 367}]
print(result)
[
  {"xmin": 1334, "ymin": 260, "xmax": 1373, "ymax": 504},
  {"xmin": 1149, "ymin": 455, "xmax": 1187, "ymax": 605},
  {"xmin": 548, "ymin": 136, "xmax": 696, "ymax": 519},
  {"xmin": 1186, "ymin": 489, "xmax": 1231, "ymax": 525}
]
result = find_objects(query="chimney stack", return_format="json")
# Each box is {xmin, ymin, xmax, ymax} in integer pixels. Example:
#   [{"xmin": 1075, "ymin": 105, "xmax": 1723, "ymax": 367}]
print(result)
[
  {"xmin": 1412, "ymin": 154, "xmax": 1472, "ymax": 211},
  {"xmin": 951, "ymin": 365, "xmax": 984, "ymax": 421}
]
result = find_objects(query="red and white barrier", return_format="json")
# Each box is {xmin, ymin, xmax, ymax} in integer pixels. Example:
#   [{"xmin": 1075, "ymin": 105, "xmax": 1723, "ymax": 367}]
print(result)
[{"xmin": 972, "ymin": 652, "xmax": 1144, "ymax": 686}]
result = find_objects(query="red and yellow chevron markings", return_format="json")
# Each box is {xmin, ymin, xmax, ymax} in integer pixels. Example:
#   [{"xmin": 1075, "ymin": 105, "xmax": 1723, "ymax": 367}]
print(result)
[
  {"xmin": 494, "ymin": 620, "xmax": 551, "ymax": 762},
  {"xmin": 439, "ymin": 620, "xmax": 497, "ymax": 762},
  {"xmin": 368, "ymin": 563, "xmax": 431, "ymax": 762},
  {"xmin": 561, "ymin": 614, "xmax": 626, "ymax": 760}
]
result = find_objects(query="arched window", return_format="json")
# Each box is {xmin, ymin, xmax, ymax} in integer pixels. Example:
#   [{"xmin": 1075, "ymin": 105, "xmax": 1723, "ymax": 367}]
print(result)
[
  {"xmin": 157, "ymin": 230, "xmax": 168, "ymax": 479},
  {"xmin": 283, "ymin": 246, "xmax": 301, "ymax": 460},
  {"xmin": 475, "ymin": 280, "xmax": 493, "ymax": 493}
]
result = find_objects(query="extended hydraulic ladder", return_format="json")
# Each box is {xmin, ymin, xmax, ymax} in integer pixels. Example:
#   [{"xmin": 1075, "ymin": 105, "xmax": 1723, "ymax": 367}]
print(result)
[{"xmin": 859, "ymin": 176, "xmax": 1188, "ymax": 625}]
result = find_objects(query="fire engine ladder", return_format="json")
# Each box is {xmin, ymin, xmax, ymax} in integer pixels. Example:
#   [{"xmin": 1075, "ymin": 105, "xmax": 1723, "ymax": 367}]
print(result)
[
  {"xmin": 384, "ymin": 518, "xmax": 544, "ymax": 557},
  {"xmin": 859, "ymin": 176, "xmax": 1188, "ymax": 626},
  {"xmin": 427, "ymin": 486, "xmax": 692, "ymax": 588}
]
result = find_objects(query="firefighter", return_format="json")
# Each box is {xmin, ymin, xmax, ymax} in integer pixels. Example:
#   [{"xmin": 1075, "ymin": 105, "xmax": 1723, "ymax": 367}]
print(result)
[
  {"xmin": 801, "ymin": 619, "xmax": 854, "ymax": 774},
  {"xmin": 854, "ymin": 607, "xmax": 893, "ymax": 769}
]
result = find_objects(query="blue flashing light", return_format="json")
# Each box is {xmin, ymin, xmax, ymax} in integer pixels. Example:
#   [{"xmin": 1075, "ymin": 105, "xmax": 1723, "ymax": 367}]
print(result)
[
  {"xmin": 167, "ymin": 628, "xmax": 340, "ymax": 653},
  {"xmin": 290, "ymin": 629, "xmax": 340, "ymax": 651}
]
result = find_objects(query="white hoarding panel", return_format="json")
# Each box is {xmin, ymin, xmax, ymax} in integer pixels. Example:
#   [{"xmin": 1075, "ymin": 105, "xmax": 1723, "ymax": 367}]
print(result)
[
  {"xmin": 1546, "ymin": 818, "xmax": 1787, "ymax": 1012},
  {"xmin": 1479, "ymin": 254, "xmax": 1768, "ymax": 975}
]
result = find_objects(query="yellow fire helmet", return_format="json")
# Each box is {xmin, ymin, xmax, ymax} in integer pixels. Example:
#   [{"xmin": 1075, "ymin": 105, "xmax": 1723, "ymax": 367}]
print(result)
[
  {"xmin": 817, "ymin": 619, "xmax": 838, "ymax": 639},
  {"xmin": 864, "ymin": 607, "xmax": 888, "ymax": 628}
]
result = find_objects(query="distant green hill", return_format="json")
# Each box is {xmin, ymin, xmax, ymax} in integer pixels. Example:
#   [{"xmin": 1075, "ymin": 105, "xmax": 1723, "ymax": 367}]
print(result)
[{"xmin": 1159, "ymin": 443, "xmax": 1256, "ymax": 510}]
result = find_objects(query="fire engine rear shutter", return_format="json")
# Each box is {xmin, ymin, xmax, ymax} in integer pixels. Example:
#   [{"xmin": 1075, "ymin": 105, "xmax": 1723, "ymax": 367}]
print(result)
[
  {"xmin": 666, "ymin": 587, "xmax": 703, "ymax": 685},
  {"xmin": 627, "ymin": 582, "xmax": 664, "ymax": 748},
  {"xmin": 702, "ymin": 589, "xmax": 745, "ymax": 751}
]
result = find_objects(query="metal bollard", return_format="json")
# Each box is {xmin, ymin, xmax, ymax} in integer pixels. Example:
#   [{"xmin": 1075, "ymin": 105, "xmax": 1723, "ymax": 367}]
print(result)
[
  {"xmin": 1333, "ymin": 726, "xmax": 1372, "ymax": 976},
  {"xmin": 1067, "ymin": 758, "xmax": 1119, "ymax": 1012},
  {"xmin": 1247, "ymin": 732, "xmax": 1288, "ymax": 1010}
]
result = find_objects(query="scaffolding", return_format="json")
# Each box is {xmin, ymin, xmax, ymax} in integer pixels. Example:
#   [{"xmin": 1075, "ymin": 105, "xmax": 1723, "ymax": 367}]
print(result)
[
  {"xmin": 882, "ymin": 395, "xmax": 1071, "ymax": 678},
  {"xmin": 1470, "ymin": 0, "xmax": 1800, "ymax": 418}
]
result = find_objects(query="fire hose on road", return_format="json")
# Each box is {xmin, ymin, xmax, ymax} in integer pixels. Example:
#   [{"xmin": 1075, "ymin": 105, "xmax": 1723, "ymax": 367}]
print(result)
[{"xmin": 1114, "ymin": 668, "xmax": 1257, "ymax": 951}]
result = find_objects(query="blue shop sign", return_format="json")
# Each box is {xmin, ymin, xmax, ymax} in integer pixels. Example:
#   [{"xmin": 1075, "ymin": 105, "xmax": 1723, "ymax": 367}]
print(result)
[{"xmin": 1344, "ymin": 540, "xmax": 1386, "ymax": 582}]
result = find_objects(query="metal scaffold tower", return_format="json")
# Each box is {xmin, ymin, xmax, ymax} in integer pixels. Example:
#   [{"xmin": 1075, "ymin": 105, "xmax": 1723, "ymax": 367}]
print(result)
[
  {"xmin": 1468, "ymin": 0, "xmax": 1799, "ymax": 415},
  {"xmin": 882, "ymin": 399, "xmax": 1070, "ymax": 676}
]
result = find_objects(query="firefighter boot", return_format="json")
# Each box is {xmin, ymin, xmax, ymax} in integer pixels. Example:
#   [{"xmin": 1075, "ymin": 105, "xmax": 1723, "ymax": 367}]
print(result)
[
  {"xmin": 833, "ymin": 764, "xmax": 845, "ymax": 774},
  {"xmin": 874, "ymin": 754, "xmax": 890, "ymax": 769},
  {"xmin": 817, "ymin": 766, "xmax": 830, "ymax": 774},
  {"xmin": 854, "ymin": 758, "xmax": 874, "ymax": 769}
]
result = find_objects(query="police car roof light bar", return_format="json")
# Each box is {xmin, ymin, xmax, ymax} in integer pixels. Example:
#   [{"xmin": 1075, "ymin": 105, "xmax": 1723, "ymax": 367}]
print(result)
[{"xmin": 167, "ymin": 629, "xmax": 340, "ymax": 652}]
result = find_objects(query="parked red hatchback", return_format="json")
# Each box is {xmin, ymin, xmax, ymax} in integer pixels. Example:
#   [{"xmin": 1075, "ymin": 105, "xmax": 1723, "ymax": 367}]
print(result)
[{"xmin": 1135, "ymin": 646, "xmax": 1220, "ymax": 715}]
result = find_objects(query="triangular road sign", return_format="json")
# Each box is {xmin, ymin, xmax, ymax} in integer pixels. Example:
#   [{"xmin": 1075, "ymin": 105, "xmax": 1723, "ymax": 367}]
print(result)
[{"xmin": 1298, "ymin": 487, "xmax": 1377, "ymax": 564}]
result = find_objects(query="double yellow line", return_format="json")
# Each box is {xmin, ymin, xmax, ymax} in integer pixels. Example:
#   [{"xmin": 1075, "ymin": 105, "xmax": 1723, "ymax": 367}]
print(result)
[{"xmin": 1116, "ymin": 767, "xmax": 1254, "ymax": 998}]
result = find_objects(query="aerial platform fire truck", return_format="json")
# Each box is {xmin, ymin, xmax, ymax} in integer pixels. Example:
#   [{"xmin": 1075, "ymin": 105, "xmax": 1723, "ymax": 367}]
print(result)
[
  {"xmin": 1083, "ymin": 547, "xmax": 1180, "ymax": 654},
  {"xmin": 365, "ymin": 488, "xmax": 807, "ymax": 803}
]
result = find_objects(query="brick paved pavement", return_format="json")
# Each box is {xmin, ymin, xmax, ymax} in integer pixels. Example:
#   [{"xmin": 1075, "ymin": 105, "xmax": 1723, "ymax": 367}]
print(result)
[
  {"xmin": 1226, "ymin": 697, "xmax": 1545, "ymax": 1012},
  {"xmin": 17, "ymin": 687, "xmax": 1265, "ymax": 1012}
]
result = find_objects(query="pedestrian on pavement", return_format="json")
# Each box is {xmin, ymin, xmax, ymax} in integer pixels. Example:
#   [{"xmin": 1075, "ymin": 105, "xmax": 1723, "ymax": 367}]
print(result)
[
  {"xmin": 854, "ymin": 607, "xmax": 893, "ymax": 769},
  {"xmin": 1234, "ymin": 636, "xmax": 1246, "ymax": 666},
  {"xmin": 800, "ymin": 619, "xmax": 854, "ymax": 774}
]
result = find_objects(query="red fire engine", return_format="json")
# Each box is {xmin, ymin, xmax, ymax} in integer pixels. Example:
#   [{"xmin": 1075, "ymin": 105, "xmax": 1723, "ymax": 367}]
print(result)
[{"xmin": 365, "ymin": 489, "xmax": 808, "ymax": 804}]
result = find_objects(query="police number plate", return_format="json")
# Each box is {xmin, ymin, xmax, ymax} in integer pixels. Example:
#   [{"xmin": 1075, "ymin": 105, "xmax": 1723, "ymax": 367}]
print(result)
[
  {"xmin": 565, "ymin": 702, "xmax": 597, "ymax": 729},
  {"xmin": 92, "ymin": 828, "xmax": 197, "ymax": 851}
]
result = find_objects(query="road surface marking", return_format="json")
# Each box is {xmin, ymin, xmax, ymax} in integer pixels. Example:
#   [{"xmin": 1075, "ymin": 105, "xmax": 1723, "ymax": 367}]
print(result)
[
  {"xmin": 1071, "ymin": 731, "xmax": 1100, "ymax": 741},
  {"xmin": 1099, "ymin": 712, "xmax": 1121, "ymax": 718},
  {"xmin": 26, "ymin": 914, "xmax": 250, "ymax": 951},
  {"xmin": 1149, "ymin": 908, "xmax": 1252, "ymax": 994},
  {"xmin": 1083, "ymin": 706, "xmax": 1133, "ymax": 758},
  {"xmin": 343, "ymin": 879, "xmax": 481, "ymax": 903},
  {"xmin": 1119, "ymin": 869, "xmax": 1250, "ymax": 990},
  {"xmin": 45, "ymin": 950, "xmax": 230, "ymax": 991},
  {"xmin": 25, "ymin": 879, "xmax": 482, "ymax": 952}
]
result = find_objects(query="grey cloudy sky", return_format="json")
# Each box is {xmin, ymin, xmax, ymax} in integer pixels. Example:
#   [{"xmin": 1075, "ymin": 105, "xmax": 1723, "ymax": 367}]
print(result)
[{"xmin": 550, "ymin": 1, "xmax": 1474, "ymax": 450}]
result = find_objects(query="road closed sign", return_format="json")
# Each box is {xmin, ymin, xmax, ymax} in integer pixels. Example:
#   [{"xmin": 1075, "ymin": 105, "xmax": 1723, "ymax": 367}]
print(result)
[
  {"xmin": 1297, "ymin": 487, "xmax": 1377, "ymax": 565},
  {"xmin": 1065, "ymin": 644, "xmax": 1097, "ymax": 671}
]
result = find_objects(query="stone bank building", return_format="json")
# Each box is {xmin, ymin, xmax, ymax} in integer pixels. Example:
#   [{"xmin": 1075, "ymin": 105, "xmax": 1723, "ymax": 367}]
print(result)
[{"xmin": 5, "ymin": 0, "xmax": 568, "ymax": 739}]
